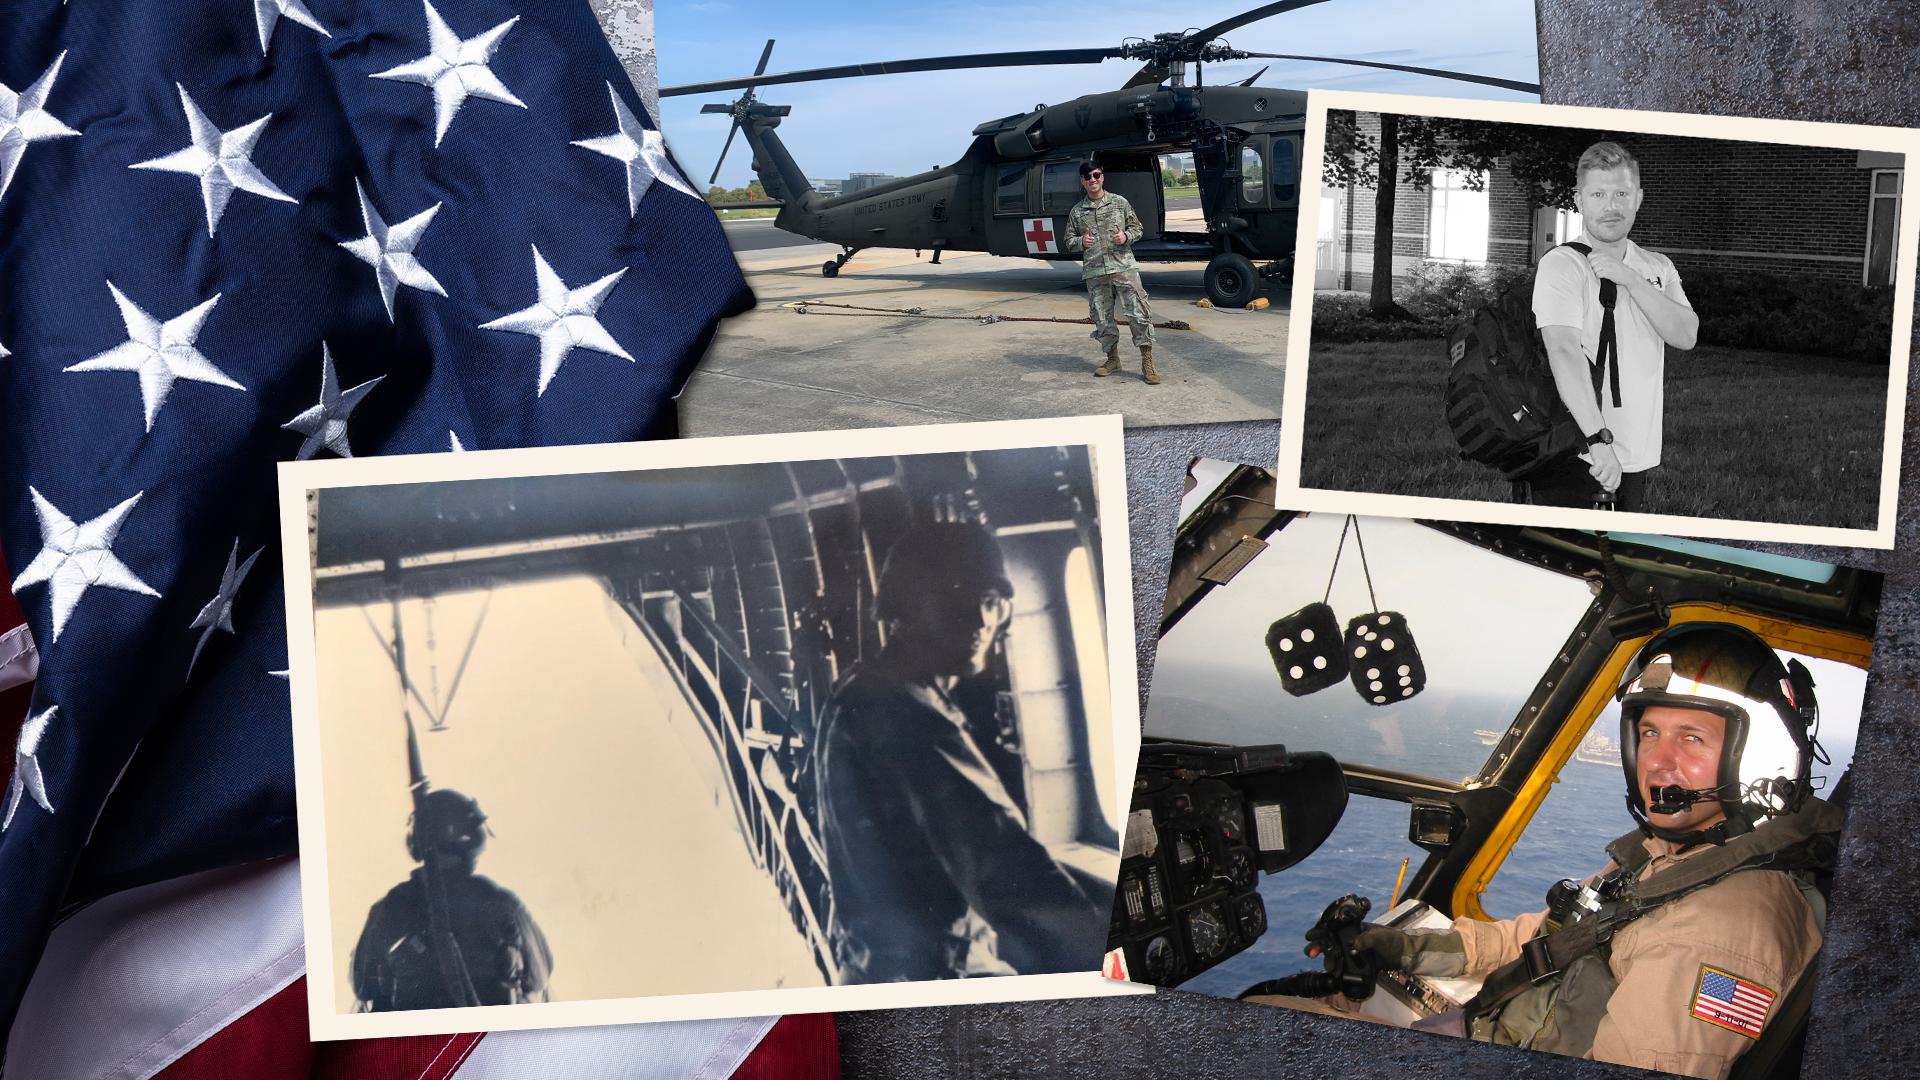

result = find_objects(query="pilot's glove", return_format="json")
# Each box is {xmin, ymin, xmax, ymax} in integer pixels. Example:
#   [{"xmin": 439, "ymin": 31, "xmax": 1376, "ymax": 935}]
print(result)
[{"xmin": 1351, "ymin": 926, "xmax": 1467, "ymax": 978}]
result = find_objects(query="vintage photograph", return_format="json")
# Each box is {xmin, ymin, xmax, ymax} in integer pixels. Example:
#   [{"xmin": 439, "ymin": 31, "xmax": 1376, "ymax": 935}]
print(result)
[
  {"xmin": 278, "ymin": 418, "xmax": 1142, "ymax": 1038},
  {"xmin": 1112, "ymin": 459, "xmax": 1880, "ymax": 1079},
  {"xmin": 653, "ymin": 2, "xmax": 1542, "ymax": 434},
  {"xmin": 1278, "ymin": 91, "xmax": 1918, "ymax": 548}
]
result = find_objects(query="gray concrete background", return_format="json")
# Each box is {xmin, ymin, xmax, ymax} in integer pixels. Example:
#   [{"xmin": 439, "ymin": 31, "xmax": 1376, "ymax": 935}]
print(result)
[{"xmin": 609, "ymin": 1, "xmax": 1920, "ymax": 1074}]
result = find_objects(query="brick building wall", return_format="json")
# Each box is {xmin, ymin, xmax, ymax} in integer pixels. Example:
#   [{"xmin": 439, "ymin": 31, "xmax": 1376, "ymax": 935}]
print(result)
[
  {"xmin": 1322, "ymin": 112, "xmax": 1891, "ymax": 292},
  {"xmin": 1628, "ymin": 133, "xmax": 1875, "ymax": 284}
]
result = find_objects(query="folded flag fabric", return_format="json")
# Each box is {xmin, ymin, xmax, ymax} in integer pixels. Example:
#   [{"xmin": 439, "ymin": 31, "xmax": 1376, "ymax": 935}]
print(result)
[{"xmin": 0, "ymin": 0, "xmax": 752, "ymax": 1045}]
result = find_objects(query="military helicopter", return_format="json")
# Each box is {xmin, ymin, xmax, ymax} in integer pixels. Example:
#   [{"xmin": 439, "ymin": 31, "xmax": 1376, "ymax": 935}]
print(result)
[
  {"xmin": 662, "ymin": 2, "xmax": 1538, "ymax": 307},
  {"xmin": 1113, "ymin": 464, "xmax": 1876, "ymax": 1072}
]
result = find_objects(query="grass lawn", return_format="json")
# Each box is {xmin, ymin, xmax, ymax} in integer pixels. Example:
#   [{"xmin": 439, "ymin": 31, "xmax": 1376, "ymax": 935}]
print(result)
[{"xmin": 1299, "ymin": 338, "xmax": 1888, "ymax": 530}]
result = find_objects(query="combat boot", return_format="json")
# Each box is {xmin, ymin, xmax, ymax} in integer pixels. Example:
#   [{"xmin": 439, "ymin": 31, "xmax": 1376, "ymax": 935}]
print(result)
[
  {"xmin": 1140, "ymin": 345, "xmax": 1160, "ymax": 385},
  {"xmin": 1095, "ymin": 346, "xmax": 1122, "ymax": 377}
]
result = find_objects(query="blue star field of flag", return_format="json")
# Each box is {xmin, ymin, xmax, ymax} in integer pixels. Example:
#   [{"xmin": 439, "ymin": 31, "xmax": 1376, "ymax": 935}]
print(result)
[{"xmin": 0, "ymin": 0, "xmax": 752, "ymax": 1040}]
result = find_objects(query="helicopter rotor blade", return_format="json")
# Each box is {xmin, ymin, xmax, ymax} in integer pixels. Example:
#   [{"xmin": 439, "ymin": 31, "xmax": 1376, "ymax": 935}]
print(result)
[
  {"xmin": 708, "ymin": 39, "xmax": 776, "ymax": 187},
  {"xmin": 1189, "ymin": 0, "xmax": 1337, "ymax": 47},
  {"xmin": 1236, "ymin": 65, "xmax": 1270, "ymax": 87},
  {"xmin": 663, "ymin": 47, "xmax": 1120, "ymax": 98},
  {"xmin": 1237, "ymin": 52, "xmax": 1541, "ymax": 93},
  {"xmin": 710, "ymin": 121, "xmax": 741, "ymax": 186},
  {"xmin": 1121, "ymin": 0, "xmax": 1336, "ymax": 89}
]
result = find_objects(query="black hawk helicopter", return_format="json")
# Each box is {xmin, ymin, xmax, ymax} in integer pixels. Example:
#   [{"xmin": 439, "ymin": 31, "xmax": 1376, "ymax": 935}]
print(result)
[{"xmin": 664, "ymin": 1, "xmax": 1538, "ymax": 307}]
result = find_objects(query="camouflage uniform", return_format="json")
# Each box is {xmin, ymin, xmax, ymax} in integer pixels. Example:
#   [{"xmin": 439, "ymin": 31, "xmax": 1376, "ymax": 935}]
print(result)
[{"xmin": 1065, "ymin": 193, "xmax": 1154, "ymax": 352}]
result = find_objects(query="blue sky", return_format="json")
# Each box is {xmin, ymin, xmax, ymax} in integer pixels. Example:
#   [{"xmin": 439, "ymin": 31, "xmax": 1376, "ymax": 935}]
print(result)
[{"xmin": 655, "ymin": 0, "xmax": 1541, "ymax": 189}]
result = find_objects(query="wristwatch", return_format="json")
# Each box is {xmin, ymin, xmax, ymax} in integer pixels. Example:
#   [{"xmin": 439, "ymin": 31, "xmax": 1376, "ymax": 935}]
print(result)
[{"xmin": 1587, "ymin": 428, "xmax": 1614, "ymax": 447}]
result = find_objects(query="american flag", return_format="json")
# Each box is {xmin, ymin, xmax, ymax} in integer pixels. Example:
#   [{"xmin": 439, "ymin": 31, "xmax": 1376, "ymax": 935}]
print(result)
[
  {"xmin": 1691, "ymin": 965, "xmax": 1777, "ymax": 1039},
  {"xmin": 0, "ymin": 0, "xmax": 778, "ymax": 1071}
]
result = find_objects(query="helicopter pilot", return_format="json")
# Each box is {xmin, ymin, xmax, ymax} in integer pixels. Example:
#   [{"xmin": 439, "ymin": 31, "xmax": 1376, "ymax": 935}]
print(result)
[
  {"xmin": 1066, "ymin": 162, "xmax": 1160, "ymax": 385},
  {"xmin": 1257, "ymin": 622, "xmax": 1840, "ymax": 1080}
]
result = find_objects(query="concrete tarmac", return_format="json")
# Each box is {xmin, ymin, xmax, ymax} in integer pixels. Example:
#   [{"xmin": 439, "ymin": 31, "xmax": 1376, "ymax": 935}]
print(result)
[{"xmin": 680, "ymin": 212, "xmax": 1288, "ymax": 435}]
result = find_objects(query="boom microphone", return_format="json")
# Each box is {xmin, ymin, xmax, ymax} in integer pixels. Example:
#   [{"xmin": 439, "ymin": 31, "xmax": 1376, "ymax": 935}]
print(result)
[{"xmin": 1647, "ymin": 783, "xmax": 1735, "ymax": 814}]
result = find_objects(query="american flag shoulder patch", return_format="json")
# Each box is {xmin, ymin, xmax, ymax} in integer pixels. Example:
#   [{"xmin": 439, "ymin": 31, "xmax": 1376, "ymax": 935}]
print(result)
[{"xmin": 1690, "ymin": 964, "xmax": 1777, "ymax": 1039}]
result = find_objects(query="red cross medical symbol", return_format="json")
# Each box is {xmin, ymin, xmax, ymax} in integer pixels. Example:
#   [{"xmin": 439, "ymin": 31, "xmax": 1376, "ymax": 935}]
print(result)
[{"xmin": 1024, "ymin": 218, "xmax": 1056, "ymax": 253}]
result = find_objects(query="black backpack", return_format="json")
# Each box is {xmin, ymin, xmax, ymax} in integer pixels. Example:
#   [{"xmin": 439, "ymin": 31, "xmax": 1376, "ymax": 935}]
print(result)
[{"xmin": 1444, "ymin": 242, "xmax": 1615, "ymax": 482}]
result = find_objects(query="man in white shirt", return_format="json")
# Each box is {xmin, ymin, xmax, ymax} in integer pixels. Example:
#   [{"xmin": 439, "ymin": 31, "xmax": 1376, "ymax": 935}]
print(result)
[{"xmin": 1530, "ymin": 141, "xmax": 1699, "ymax": 511}]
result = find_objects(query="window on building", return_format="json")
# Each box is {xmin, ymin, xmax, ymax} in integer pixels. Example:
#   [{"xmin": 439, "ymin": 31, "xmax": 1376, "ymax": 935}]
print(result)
[
  {"xmin": 996, "ymin": 164, "xmax": 1027, "ymax": 215},
  {"xmin": 1042, "ymin": 161, "xmax": 1084, "ymax": 214},
  {"xmin": 1867, "ymin": 169, "xmax": 1903, "ymax": 286},
  {"xmin": 1241, "ymin": 144, "xmax": 1266, "ymax": 206},
  {"xmin": 1427, "ymin": 168, "xmax": 1490, "ymax": 262},
  {"xmin": 1551, "ymin": 207, "xmax": 1584, "ymax": 245}
]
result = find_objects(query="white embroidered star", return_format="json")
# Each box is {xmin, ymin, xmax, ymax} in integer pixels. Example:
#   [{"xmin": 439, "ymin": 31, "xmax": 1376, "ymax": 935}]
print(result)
[
  {"xmin": 130, "ymin": 84, "xmax": 296, "ymax": 237},
  {"xmin": 448, "ymin": 430, "xmax": 465, "ymax": 451},
  {"xmin": 0, "ymin": 341, "xmax": 9, "ymax": 358},
  {"xmin": 371, "ymin": 0, "xmax": 524, "ymax": 147},
  {"xmin": 1, "ymin": 52, "xmax": 80, "ymax": 207},
  {"xmin": 63, "ymin": 283, "xmax": 245, "ymax": 432},
  {"xmin": 3, "ymin": 705, "xmax": 58, "ymax": 830},
  {"xmin": 339, "ymin": 178, "xmax": 446, "ymax": 321},
  {"xmin": 572, "ymin": 81, "xmax": 698, "ymax": 217},
  {"xmin": 481, "ymin": 246, "xmax": 633, "ymax": 396},
  {"xmin": 13, "ymin": 488, "xmax": 160, "ymax": 643},
  {"xmin": 254, "ymin": 0, "xmax": 330, "ymax": 55},
  {"xmin": 188, "ymin": 538, "xmax": 263, "ymax": 675},
  {"xmin": 282, "ymin": 343, "xmax": 384, "ymax": 460}
]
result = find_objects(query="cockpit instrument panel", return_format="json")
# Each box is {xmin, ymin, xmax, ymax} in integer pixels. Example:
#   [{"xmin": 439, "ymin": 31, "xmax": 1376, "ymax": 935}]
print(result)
[{"xmin": 1107, "ymin": 740, "xmax": 1347, "ymax": 987}]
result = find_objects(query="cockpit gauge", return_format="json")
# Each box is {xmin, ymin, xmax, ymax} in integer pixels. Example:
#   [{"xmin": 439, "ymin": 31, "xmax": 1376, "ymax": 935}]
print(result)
[{"xmin": 1184, "ymin": 904, "xmax": 1230, "ymax": 961}]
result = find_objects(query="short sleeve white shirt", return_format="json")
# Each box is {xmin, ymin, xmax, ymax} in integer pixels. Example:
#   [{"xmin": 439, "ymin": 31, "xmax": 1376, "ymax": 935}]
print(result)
[{"xmin": 1531, "ymin": 237, "xmax": 1690, "ymax": 472}]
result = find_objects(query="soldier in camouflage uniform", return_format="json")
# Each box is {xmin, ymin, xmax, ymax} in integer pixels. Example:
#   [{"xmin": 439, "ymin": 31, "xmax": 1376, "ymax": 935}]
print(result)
[{"xmin": 1065, "ymin": 162, "xmax": 1159, "ymax": 384}]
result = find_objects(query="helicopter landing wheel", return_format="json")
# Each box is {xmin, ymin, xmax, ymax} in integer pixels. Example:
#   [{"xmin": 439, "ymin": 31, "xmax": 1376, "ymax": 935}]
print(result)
[
  {"xmin": 1205, "ymin": 252, "xmax": 1260, "ymax": 308},
  {"xmin": 823, "ymin": 248, "xmax": 859, "ymax": 278}
]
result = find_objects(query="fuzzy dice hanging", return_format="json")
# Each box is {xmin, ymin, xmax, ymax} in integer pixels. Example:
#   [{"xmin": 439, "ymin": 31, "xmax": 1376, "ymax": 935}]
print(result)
[{"xmin": 1265, "ymin": 601, "xmax": 1349, "ymax": 696}]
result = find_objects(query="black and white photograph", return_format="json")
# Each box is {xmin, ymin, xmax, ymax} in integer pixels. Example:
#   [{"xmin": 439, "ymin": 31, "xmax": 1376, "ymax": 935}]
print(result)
[
  {"xmin": 1114, "ymin": 459, "xmax": 1880, "ymax": 1079},
  {"xmin": 277, "ymin": 417, "xmax": 1141, "ymax": 1039},
  {"xmin": 1277, "ymin": 91, "xmax": 1919, "ymax": 548}
]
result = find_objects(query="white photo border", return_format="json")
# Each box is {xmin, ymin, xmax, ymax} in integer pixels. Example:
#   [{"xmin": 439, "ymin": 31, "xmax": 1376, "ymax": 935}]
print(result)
[
  {"xmin": 278, "ymin": 414, "xmax": 1150, "ymax": 1041},
  {"xmin": 1278, "ymin": 89, "xmax": 1920, "ymax": 550}
]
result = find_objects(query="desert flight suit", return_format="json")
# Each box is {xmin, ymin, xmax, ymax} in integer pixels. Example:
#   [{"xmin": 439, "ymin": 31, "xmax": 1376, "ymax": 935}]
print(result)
[
  {"xmin": 1454, "ymin": 835, "xmax": 1822, "ymax": 1079},
  {"xmin": 1065, "ymin": 192, "xmax": 1154, "ymax": 351}
]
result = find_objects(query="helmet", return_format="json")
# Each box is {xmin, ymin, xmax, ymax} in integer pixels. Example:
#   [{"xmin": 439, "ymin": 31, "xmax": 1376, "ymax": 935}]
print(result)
[
  {"xmin": 405, "ymin": 788, "xmax": 490, "ymax": 862},
  {"xmin": 874, "ymin": 522, "xmax": 1015, "ymax": 627},
  {"xmin": 1616, "ymin": 622, "xmax": 1820, "ymax": 842}
]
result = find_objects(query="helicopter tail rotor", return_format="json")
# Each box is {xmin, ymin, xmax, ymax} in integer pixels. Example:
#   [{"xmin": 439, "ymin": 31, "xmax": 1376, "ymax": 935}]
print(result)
[{"xmin": 709, "ymin": 38, "xmax": 778, "ymax": 186}]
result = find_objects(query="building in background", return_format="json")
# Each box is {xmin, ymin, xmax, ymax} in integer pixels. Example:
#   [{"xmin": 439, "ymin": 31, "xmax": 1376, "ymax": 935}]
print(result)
[{"xmin": 1318, "ymin": 112, "xmax": 1904, "ymax": 292}]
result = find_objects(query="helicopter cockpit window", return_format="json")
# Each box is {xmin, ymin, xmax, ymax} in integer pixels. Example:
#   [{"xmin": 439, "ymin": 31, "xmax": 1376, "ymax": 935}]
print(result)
[
  {"xmin": 1240, "ymin": 144, "xmax": 1266, "ymax": 207},
  {"xmin": 1042, "ymin": 161, "xmax": 1084, "ymax": 214},
  {"xmin": 1482, "ymin": 650, "xmax": 1864, "ymax": 918},
  {"xmin": 1271, "ymin": 136, "xmax": 1299, "ymax": 206},
  {"xmin": 1146, "ymin": 513, "xmax": 1595, "ymax": 996},
  {"xmin": 1149, "ymin": 513, "xmax": 1592, "ymax": 783},
  {"xmin": 996, "ymin": 164, "xmax": 1027, "ymax": 215}
]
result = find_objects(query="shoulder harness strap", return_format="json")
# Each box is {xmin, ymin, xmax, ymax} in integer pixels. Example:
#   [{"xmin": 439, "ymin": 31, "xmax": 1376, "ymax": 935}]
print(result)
[
  {"xmin": 1555, "ymin": 241, "xmax": 1620, "ymax": 409},
  {"xmin": 1463, "ymin": 798, "xmax": 1843, "ymax": 1024}
]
